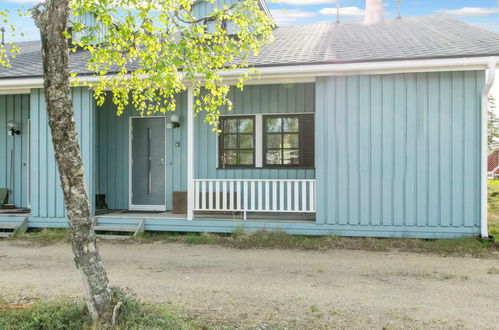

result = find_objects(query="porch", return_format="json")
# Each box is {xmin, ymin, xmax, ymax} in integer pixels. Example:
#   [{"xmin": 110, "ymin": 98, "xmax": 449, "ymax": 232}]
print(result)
[{"xmin": 95, "ymin": 83, "xmax": 317, "ymax": 223}]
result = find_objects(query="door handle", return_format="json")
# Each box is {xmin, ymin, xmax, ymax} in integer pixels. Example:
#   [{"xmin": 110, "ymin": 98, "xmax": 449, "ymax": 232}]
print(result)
[{"xmin": 158, "ymin": 158, "xmax": 165, "ymax": 166}]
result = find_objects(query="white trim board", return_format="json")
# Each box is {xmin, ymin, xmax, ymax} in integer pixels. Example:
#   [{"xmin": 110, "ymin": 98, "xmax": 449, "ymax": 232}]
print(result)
[
  {"xmin": 255, "ymin": 115, "xmax": 263, "ymax": 168},
  {"xmin": 0, "ymin": 56, "xmax": 497, "ymax": 92}
]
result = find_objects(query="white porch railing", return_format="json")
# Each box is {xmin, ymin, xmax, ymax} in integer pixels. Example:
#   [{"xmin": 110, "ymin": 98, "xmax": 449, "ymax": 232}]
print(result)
[{"xmin": 193, "ymin": 179, "xmax": 316, "ymax": 220}]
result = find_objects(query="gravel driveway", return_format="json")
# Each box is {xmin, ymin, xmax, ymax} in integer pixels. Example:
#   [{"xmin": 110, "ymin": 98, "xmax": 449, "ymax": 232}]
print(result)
[{"xmin": 0, "ymin": 240, "xmax": 498, "ymax": 329}]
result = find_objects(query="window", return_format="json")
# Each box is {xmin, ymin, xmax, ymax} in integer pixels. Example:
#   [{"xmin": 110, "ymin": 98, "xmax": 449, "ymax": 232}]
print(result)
[
  {"xmin": 263, "ymin": 115, "xmax": 314, "ymax": 168},
  {"xmin": 218, "ymin": 114, "xmax": 314, "ymax": 169},
  {"xmin": 219, "ymin": 116, "xmax": 255, "ymax": 167}
]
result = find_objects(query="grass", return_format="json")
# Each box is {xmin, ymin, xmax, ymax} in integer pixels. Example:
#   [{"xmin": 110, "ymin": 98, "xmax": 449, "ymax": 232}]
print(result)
[
  {"xmin": 12, "ymin": 226, "xmax": 498, "ymax": 258},
  {"xmin": 9, "ymin": 180, "xmax": 499, "ymax": 257},
  {"xmin": 0, "ymin": 289, "xmax": 204, "ymax": 330},
  {"xmin": 488, "ymin": 179, "xmax": 499, "ymax": 238},
  {"xmin": 12, "ymin": 228, "xmax": 70, "ymax": 246},
  {"xmin": 135, "ymin": 229, "xmax": 498, "ymax": 258}
]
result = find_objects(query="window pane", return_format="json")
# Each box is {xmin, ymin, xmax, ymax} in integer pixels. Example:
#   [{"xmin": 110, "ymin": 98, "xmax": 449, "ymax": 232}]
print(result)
[
  {"xmin": 225, "ymin": 151, "xmax": 238, "ymax": 165},
  {"xmin": 224, "ymin": 119, "xmax": 238, "ymax": 133},
  {"xmin": 283, "ymin": 149, "xmax": 299, "ymax": 165},
  {"xmin": 240, "ymin": 134, "xmax": 254, "ymax": 149},
  {"xmin": 220, "ymin": 117, "xmax": 256, "ymax": 167},
  {"xmin": 266, "ymin": 118, "xmax": 281, "ymax": 132},
  {"xmin": 239, "ymin": 119, "xmax": 254, "ymax": 133},
  {"xmin": 224, "ymin": 134, "xmax": 238, "ymax": 149},
  {"xmin": 266, "ymin": 150, "xmax": 281, "ymax": 165},
  {"xmin": 239, "ymin": 151, "xmax": 254, "ymax": 165},
  {"xmin": 283, "ymin": 134, "xmax": 299, "ymax": 148},
  {"xmin": 267, "ymin": 134, "xmax": 282, "ymax": 149},
  {"xmin": 283, "ymin": 117, "xmax": 299, "ymax": 132}
]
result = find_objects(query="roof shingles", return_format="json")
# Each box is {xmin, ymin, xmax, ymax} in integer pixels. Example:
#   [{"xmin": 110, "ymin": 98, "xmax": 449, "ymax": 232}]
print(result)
[{"xmin": 1, "ymin": 15, "xmax": 499, "ymax": 79}]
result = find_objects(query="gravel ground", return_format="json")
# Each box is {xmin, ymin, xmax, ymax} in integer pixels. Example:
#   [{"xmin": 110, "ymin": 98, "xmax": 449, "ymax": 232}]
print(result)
[{"xmin": 0, "ymin": 240, "xmax": 498, "ymax": 329}]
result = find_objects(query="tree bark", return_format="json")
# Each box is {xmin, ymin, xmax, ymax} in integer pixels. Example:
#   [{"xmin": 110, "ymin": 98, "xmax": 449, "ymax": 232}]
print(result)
[{"xmin": 32, "ymin": 0, "xmax": 111, "ymax": 320}]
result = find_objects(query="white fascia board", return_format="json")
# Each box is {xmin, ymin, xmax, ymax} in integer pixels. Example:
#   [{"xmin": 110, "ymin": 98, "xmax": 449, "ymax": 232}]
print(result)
[
  {"xmin": 0, "ymin": 78, "xmax": 44, "ymax": 90},
  {"xmin": 0, "ymin": 56, "xmax": 497, "ymax": 92},
  {"xmin": 0, "ymin": 88, "xmax": 31, "ymax": 95},
  {"xmin": 219, "ymin": 56, "xmax": 499, "ymax": 80}
]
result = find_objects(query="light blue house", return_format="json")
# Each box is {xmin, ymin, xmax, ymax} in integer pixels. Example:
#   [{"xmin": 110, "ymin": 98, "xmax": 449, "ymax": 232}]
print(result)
[{"xmin": 1, "ymin": 0, "xmax": 499, "ymax": 238}]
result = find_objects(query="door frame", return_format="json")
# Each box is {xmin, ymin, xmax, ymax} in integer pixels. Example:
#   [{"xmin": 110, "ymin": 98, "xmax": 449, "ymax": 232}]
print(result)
[{"xmin": 128, "ymin": 116, "xmax": 167, "ymax": 211}]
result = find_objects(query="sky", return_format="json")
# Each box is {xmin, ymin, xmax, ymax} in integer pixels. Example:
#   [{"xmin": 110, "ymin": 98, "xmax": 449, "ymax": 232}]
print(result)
[
  {"xmin": 1, "ymin": 0, "xmax": 499, "ymax": 42},
  {"xmin": 268, "ymin": 0, "xmax": 499, "ymax": 30}
]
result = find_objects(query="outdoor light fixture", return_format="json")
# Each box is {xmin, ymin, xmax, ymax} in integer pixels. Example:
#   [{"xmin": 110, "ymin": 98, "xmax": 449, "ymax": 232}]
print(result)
[
  {"xmin": 7, "ymin": 120, "xmax": 21, "ymax": 135},
  {"xmin": 170, "ymin": 114, "xmax": 180, "ymax": 128}
]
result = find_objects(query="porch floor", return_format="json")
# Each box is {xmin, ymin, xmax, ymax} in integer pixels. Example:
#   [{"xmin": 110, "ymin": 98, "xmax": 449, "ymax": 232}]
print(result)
[{"xmin": 96, "ymin": 210, "xmax": 315, "ymax": 222}]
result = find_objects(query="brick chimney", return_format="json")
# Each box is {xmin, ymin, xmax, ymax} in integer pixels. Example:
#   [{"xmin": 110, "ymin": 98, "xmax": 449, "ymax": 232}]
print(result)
[{"xmin": 364, "ymin": 0, "xmax": 384, "ymax": 25}]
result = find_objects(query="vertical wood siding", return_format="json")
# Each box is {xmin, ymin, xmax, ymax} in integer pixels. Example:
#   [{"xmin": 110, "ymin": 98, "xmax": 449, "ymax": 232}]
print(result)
[
  {"xmin": 97, "ymin": 92, "xmax": 187, "ymax": 210},
  {"xmin": 192, "ymin": 0, "xmax": 240, "ymax": 18},
  {"xmin": 316, "ymin": 72, "xmax": 484, "ymax": 233},
  {"xmin": 0, "ymin": 94, "xmax": 29, "ymax": 208},
  {"xmin": 97, "ymin": 83, "xmax": 315, "ymax": 210},
  {"xmin": 30, "ymin": 88, "xmax": 96, "ymax": 219},
  {"xmin": 195, "ymin": 83, "xmax": 316, "ymax": 181}
]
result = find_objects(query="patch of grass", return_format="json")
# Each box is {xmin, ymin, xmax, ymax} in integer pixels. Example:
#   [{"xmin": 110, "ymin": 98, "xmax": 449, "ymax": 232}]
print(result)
[
  {"xmin": 309, "ymin": 305, "xmax": 319, "ymax": 313},
  {"xmin": 185, "ymin": 232, "xmax": 216, "ymax": 245},
  {"xmin": 489, "ymin": 180, "xmax": 499, "ymax": 238},
  {"xmin": 232, "ymin": 226, "xmax": 245, "ymax": 239},
  {"xmin": 13, "ymin": 228, "xmax": 70, "ymax": 246},
  {"xmin": 0, "ymin": 298, "xmax": 91, "ymax": 330},
  {"xmin": 108, "ymin": 288, "xmax": 204, "ymax": 329},
  {"xmin": 131, "ymin": 229, "xmax": 498, "ymax": 257},
  {"xmin": 0, "ymin": 289, "xmax": 205, "ymax": 330},
  {"xmin": 487, "ymin": 267, "xmax": 499, "ymax": 275},
  {"xmin": 8, "ymin": 225, "xmax": 498, "ymax": 257}
]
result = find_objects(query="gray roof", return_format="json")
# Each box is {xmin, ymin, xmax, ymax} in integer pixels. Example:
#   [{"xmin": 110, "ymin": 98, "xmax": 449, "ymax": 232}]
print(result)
[{"xmin": 1, "ymin": 15, "xmax": 499, "ymax": 79}]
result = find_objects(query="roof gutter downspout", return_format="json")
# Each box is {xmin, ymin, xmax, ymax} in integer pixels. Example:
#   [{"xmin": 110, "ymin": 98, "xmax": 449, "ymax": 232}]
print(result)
[{"xmin": 481, "ymin": 58, "xmax": 497, "ymax": 239}]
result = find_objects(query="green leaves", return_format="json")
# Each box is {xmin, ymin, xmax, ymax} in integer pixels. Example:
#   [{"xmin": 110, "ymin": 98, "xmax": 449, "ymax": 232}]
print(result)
[
  {"xmin": 71, "ymin": 0, "xmax": 274, "ymax": 127},
  {"xmin": 0, "ymin": 10, "xmax": 21, "ymax": 68}
]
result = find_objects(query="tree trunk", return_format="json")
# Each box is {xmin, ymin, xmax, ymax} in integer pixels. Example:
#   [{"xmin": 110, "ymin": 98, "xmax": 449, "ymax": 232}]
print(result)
[{"xmin": 32, "ymin": 0, "xmax": 111, "ymax": 320}]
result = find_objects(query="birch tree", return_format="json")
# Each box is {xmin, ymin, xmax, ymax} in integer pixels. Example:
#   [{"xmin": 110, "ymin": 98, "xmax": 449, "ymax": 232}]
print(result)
[{"xmin": 1, "ymin": 0, "xmax": 273, "ymax": 321}]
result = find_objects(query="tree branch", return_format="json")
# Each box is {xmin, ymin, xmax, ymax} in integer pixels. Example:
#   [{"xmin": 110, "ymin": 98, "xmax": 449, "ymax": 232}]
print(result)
[
  {"xmin": 31, "ymin": 1, "xmax": 47, "ymax": 28},
  {"xmin": 173, "ymin": 2, "xmax": 238, "ymax": 25}
]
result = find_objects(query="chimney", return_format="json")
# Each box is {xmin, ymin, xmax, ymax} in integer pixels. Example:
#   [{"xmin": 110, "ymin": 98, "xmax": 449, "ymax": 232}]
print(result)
[{"xmin": 364, "ymin": 0, "xmax": 384, "ymax": 25}]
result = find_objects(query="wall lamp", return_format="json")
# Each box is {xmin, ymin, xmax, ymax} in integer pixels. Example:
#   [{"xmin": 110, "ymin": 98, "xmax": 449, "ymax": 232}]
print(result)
[
  {"xmin": 7, "ymin": 120, "xmax": 21, "ymax": 135},
  {"xmin": 170, "ymin": 114, "xmax": 180, "ymax": 128}
]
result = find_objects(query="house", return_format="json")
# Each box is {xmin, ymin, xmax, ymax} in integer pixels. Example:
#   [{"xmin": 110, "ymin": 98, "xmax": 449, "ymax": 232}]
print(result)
[
  {"xmin": 1, "ymin": 0, "xmax": 499, "ymax": 239},
  {"xmin": 488, "ymin": 145, "xmax": 499, "ymax": 179}
]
